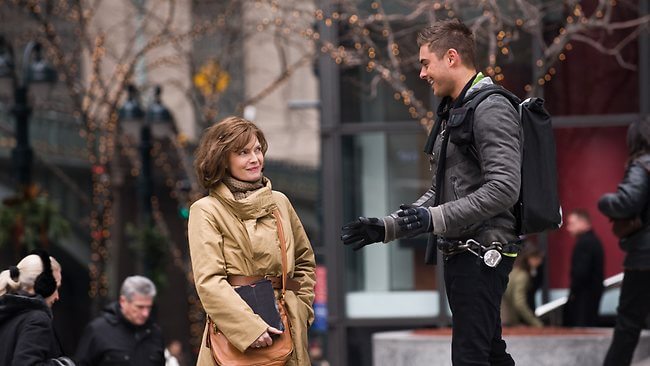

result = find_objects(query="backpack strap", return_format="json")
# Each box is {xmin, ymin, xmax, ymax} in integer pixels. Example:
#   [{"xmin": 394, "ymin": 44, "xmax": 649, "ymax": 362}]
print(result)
[
  {"xmin": 455, "ymin": 85, "xmax": 521, "ymax": 162},
  {"xmin": 464, "ymin": 84, "xmax": 521, "ymax": 110}
]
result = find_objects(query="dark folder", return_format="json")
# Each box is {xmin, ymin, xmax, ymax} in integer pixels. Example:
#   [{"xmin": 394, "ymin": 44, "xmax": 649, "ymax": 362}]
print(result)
[{"xmin": 234, "ymin": 279, "xmax": 284, "ymax": 332}]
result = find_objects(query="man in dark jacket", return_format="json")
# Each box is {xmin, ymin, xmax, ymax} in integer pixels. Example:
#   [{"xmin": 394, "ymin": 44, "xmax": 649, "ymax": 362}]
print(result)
[
  {"xmin": 342, "ymin": 19, "xmax": 522, "ymax": 365},
  {"xmin": 74, "ymin": 275, "xmax": 164, "ymax": 366},
  {"xmin": 563, "ymin": 209, "xmax": 605, "ymax": 327}
]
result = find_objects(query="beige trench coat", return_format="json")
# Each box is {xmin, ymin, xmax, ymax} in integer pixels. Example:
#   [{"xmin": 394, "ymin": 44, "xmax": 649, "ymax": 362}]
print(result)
[{"xmin": 188, "ymin": 180, "xmax": 316, "ymax": 366}]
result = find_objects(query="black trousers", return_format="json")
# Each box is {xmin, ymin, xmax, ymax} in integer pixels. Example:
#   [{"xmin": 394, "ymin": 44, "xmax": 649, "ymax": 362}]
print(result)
[
  {"xmin": 563, "ymin": 289, "xmax": 603, "ymax": 327},
  {"xmin": 603, "ymin": 269, "xmax": 650, "ymax": 366},
  {"xmin": 444, "ymin": 252, "xmax": 515, "ymax": 366}
]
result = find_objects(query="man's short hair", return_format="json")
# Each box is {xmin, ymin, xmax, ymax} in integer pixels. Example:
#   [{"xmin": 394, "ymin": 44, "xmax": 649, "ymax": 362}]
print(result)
[
  {"xmin": 417, "ymin": 19, "xmax": 476, "ymax": 69},
  {"xmin": 569, "ymin": 208, "xmax": 592, "ymax": 224},
  {"xmin": 120, "ymin": 275, "xmax": 156, "ymax": 301}
]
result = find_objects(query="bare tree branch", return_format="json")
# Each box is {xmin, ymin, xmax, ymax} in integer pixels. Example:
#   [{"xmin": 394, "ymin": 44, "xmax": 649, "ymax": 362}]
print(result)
[{"xmin": 236, "ymin": 52, "xmax": 315, "ymax": 114}]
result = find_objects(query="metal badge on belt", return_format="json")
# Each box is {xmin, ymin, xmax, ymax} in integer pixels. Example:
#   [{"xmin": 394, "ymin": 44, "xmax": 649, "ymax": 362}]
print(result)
[
  {"xmin": 482, "ymin": 249, "xmax": 502, "ymax": 268},
  {"xmin": 463, "ymin": 239, "xmax": 503, "ymax": 268}
]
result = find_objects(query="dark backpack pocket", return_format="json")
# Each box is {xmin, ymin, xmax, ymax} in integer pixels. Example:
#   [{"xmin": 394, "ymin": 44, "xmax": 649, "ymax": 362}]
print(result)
[{"xmin": 447, "ymin": 106, "xmax": 478, "ymax": 160}]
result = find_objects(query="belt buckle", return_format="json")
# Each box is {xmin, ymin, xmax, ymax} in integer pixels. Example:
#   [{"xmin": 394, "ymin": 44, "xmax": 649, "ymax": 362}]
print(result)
[
  {"xmin": 483, "ymin": 249, "xmax": 502, "ymax": 267},
  {"xmin": 465, "ymin": 239, "xmax": 502, "ymax": 267}
]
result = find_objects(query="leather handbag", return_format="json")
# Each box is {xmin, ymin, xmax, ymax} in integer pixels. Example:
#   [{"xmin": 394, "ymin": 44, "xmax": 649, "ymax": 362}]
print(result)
[{"xmin": 206, "ymin": 208, "xmax": 294, "ymax": 366}]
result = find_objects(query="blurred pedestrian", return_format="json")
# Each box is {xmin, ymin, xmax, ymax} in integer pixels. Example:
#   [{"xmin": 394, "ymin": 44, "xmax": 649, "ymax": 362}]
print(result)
[
  {"xmin": 0, "ymin": 250, "xmax": 74, "ymax": 365},
  {"xmin": 164, "ymin": 349, "xmax": 179, "ymax": 366},
  {"xmin": 165, "ymin": 340, "xmax": 183, "ymax": 366},
  {"xmin": 526, "ymin": 252, "xmax": 544, "ymax": 313},
  {"xmin": 599, "ymin": 120, "xmax": 650, "ymax": 366},
  {"xmin": 501, "ymin": 244, "xmax": 544, "ymax": 327},
  {"xmin": 563, "ymin": 209, "xmax": 604, "ymax": 327},
  {"xmin": 74, "ymin": 276, "xmax": 164, "ymax": 366},
  {"xmin": 188, "ymin": 116, "xmax": 316, "ymax": 365}
]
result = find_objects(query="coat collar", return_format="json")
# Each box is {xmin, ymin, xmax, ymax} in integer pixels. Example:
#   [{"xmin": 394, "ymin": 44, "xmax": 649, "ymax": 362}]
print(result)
[
  {"xmin": 210, "ymin": 179, "xmax": 277, "ymax": 220},
  {"xmin": 102, "ymin": 301, "xmax": 154, "ymax": 330},
  {"xmin": 0, "ymin": 293, "xmax": 52, "ymax": 324},
  {"xmin": 464, "ymin": 75, "xmax": 495, "ymax": 102}
]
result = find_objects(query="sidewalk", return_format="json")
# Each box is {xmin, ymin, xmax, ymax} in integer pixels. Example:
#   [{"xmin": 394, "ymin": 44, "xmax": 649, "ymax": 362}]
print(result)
[
  {"xmin": 373, "ymin": 327, "xmax": 650, "ymax": 366},
  {"xmin": 633, "ymin": 358, "xmax": 650, "ymax": 366}
]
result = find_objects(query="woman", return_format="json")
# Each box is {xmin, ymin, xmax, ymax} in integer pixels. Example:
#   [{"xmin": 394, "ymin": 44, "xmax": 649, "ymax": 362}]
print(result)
[
  {"xmin": 188, "ymin": 116, "xmax": 316, "ymax": 365},
  {"xmin": 599, "ymin": 120, "xmax": 650, "ymax": 366},
  {"xmin": 0, "ymin": 250, "xmax": 74, "ymax": 365},
  {"xmin": 501, "ymin": 244, "xmax": 544, "ymax": 327}
]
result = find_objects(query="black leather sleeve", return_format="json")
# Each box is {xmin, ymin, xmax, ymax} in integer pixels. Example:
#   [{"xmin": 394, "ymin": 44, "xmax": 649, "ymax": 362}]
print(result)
[{"xmin": 598, "ymin": 161, "xmax": 650, "ymax": 219}]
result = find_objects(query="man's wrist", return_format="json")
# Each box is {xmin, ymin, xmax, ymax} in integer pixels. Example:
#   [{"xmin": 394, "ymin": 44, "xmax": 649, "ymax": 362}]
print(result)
[
  {"xmin": 429, "ymin": 206, "xmax": 446, "ymax": 234},
  {"xmin": 382, "ymin": 215, "xmax": 397, "ymax": 243}
]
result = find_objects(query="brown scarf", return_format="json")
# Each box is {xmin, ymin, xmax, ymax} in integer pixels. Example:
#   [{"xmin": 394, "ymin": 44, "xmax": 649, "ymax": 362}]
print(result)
[{"xmin": 222, "ymin": 175, "xmax": 267, "ymax": 200}]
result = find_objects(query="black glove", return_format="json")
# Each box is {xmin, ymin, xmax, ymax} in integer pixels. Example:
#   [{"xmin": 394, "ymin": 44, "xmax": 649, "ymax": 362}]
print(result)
[
  {"xmin": 341, "ymin": 217, "xmax": 385, "ymax": 250},
  {"xmin": 396, "ymin": 204, "xmax": 433, "ymax": 237}
]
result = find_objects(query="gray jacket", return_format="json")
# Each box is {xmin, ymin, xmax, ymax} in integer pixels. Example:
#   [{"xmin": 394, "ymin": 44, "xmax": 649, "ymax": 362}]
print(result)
[
  {"xmin": 384, "ymin": 77, "xmax": 522, "ymax": 243},
  {"xmin": 598, "ymin": 154, "xmax": 650, "ymax": 270}
]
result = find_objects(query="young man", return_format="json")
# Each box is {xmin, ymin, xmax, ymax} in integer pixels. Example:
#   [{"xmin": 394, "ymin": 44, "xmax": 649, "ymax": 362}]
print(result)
[
  {"xmin": 342, "ymin": 19, "xmax": 522, "ymax": 365},
  {"xmin": 564, "ymin": 209, "xmax": 604, "ymax": 327},
  {"xmin": 75, "ymin": 276, "xmax": 165, "ymax": 366}
]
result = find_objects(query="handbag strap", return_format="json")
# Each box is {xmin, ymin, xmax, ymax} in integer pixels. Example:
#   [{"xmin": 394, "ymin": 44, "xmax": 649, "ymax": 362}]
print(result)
[
  {"xmin": 272, "ymin": 209, "xmax": 288, "ymax": 300},
  {"xmin": 205, "ymin": 208, "xmax": 289, "ymax": 349}
]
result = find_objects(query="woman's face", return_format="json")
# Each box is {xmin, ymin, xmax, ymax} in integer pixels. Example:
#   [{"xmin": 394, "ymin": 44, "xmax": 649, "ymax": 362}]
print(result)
[
  {"xmin": 227, "ymin": 136, "xmax": 264, "ymax": 182},
  {"xmin": 527, "ymin": 256, "xmax": 543, "ymax": 270},
  {"xmin": 44, "ymin": 269, "xmax": 62, "ymax": 308}
]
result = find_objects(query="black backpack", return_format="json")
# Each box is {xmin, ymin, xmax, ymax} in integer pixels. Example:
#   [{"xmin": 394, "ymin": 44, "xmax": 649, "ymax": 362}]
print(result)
[{"xmin": 459, "ymin": 85, "xmax": 562, "ymax": 235}]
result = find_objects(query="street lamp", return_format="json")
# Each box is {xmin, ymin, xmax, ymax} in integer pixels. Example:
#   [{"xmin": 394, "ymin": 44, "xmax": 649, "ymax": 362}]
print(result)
[
  {"xmin": 118, "ymin": 84, "xmax": 145, "ymax": 140},
  {"xmin": 118, "ymin": 84, "xmax": 174, "ymax": 223},
  {"xmin": 0, "ymin": 36, "xmax": 57, "ymax": 191}
]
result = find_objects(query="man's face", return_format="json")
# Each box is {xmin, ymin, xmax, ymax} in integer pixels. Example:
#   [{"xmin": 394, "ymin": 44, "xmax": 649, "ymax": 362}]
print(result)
[
  {"xmin": 119, "ymin": 293, "xmax": 153, "ymax": 326},
  {"xmin": 566, "ymin": 214, "xmax": 589, "ymax": 237},
  {"xmin": 419, "ymin": 45, "xmax": 453, "ymax": 98}
]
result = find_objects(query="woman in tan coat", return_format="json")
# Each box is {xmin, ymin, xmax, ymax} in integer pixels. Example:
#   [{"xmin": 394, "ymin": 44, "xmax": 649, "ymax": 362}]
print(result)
[
  {"xmin": 188, "ymin": 116, "xmax": 316, "ymax": 365},
  {"xmin": 501, "ymin": 244, "xmax": 544, "ymax": 328}
]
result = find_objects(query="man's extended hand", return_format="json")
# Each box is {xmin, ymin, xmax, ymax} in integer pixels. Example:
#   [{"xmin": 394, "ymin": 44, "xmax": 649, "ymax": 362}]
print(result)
[
  {"xmin": 341, "ymin": 217, "xmax": 385, "ymax": 250},
  {"xmin": 396, "ymin": 204, "xmax": 433, "ymax": 237}
]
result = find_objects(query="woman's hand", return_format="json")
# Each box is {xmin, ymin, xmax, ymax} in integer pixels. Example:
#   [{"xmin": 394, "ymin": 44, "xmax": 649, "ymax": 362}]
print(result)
[{"xmin": 250, "ymin": 326, "xmax": 283, "ymax": 349}]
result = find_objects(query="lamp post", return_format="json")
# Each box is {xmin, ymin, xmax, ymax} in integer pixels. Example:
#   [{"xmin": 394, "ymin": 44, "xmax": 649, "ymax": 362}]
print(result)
[
  {"xmin": 0, "ymin": 37, "xmax": 57, "ymax": 192},
  {"xmin": 119, "ymin": 84, "xmax": 173, "ymax": 224},
  {"xmin": 118, "ymin": 84, "xmax": 173, "ymax": 279}
]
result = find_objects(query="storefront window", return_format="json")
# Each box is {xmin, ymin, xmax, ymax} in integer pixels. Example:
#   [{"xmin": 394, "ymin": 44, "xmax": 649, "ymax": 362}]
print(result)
[{"xmin": 342, "ymin": 131, "xmax": 449, "ymax": 318}]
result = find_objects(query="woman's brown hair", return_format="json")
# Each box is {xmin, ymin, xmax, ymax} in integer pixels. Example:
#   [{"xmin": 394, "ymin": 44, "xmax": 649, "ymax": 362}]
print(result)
[
  {"xmin": 514, "ymin": 243, "xmax": 544, "ymax": 273},
  {"xmin": 626, "ymin": 119, "xmax": 650, "ymax": 162},
  {"xmin": 194, "ymin": 116, "xmax": 268, "ymax": 190}
]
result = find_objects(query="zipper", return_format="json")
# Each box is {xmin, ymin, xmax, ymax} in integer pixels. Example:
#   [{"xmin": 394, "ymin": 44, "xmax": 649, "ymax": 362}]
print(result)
[
  {"xmin": 429, "ymin": 125, "xmax": 448, "ymax": 172},
  {"xmin": 451, "ymin": 176, "xmax": 460, "ymax": 200}
]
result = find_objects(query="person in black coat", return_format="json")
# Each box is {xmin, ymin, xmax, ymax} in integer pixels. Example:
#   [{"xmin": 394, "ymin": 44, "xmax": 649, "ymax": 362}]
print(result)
[
  {"xmin": 0, "ymin": 251, "xmax": 74, "ymax": 365},
  {"xmin": 563, "ymin": 209, "xmax": 605, "ymax": 327},
  {"xmin": 599, "ymin": 120, "xmax": 650, "ymax": 366},
  {"xmin": 74, "ymin": 275, "xmax": 164, "ymax": 366}
]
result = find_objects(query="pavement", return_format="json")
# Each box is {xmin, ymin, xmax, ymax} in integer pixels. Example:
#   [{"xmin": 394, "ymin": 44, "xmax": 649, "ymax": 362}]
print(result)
[
  {"xmin": 373, "ymin": 328, "xmax": 650, "ymax": 366},
  {"xmin": 633, "ymin": 358, "xmax": 650, "ymax": 366}
]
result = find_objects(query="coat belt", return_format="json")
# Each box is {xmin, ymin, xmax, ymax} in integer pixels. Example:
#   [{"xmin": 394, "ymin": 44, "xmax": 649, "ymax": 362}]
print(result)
[{"xmin": 227, "ymin": 275, "xmax": 301, "ymax": 292}]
